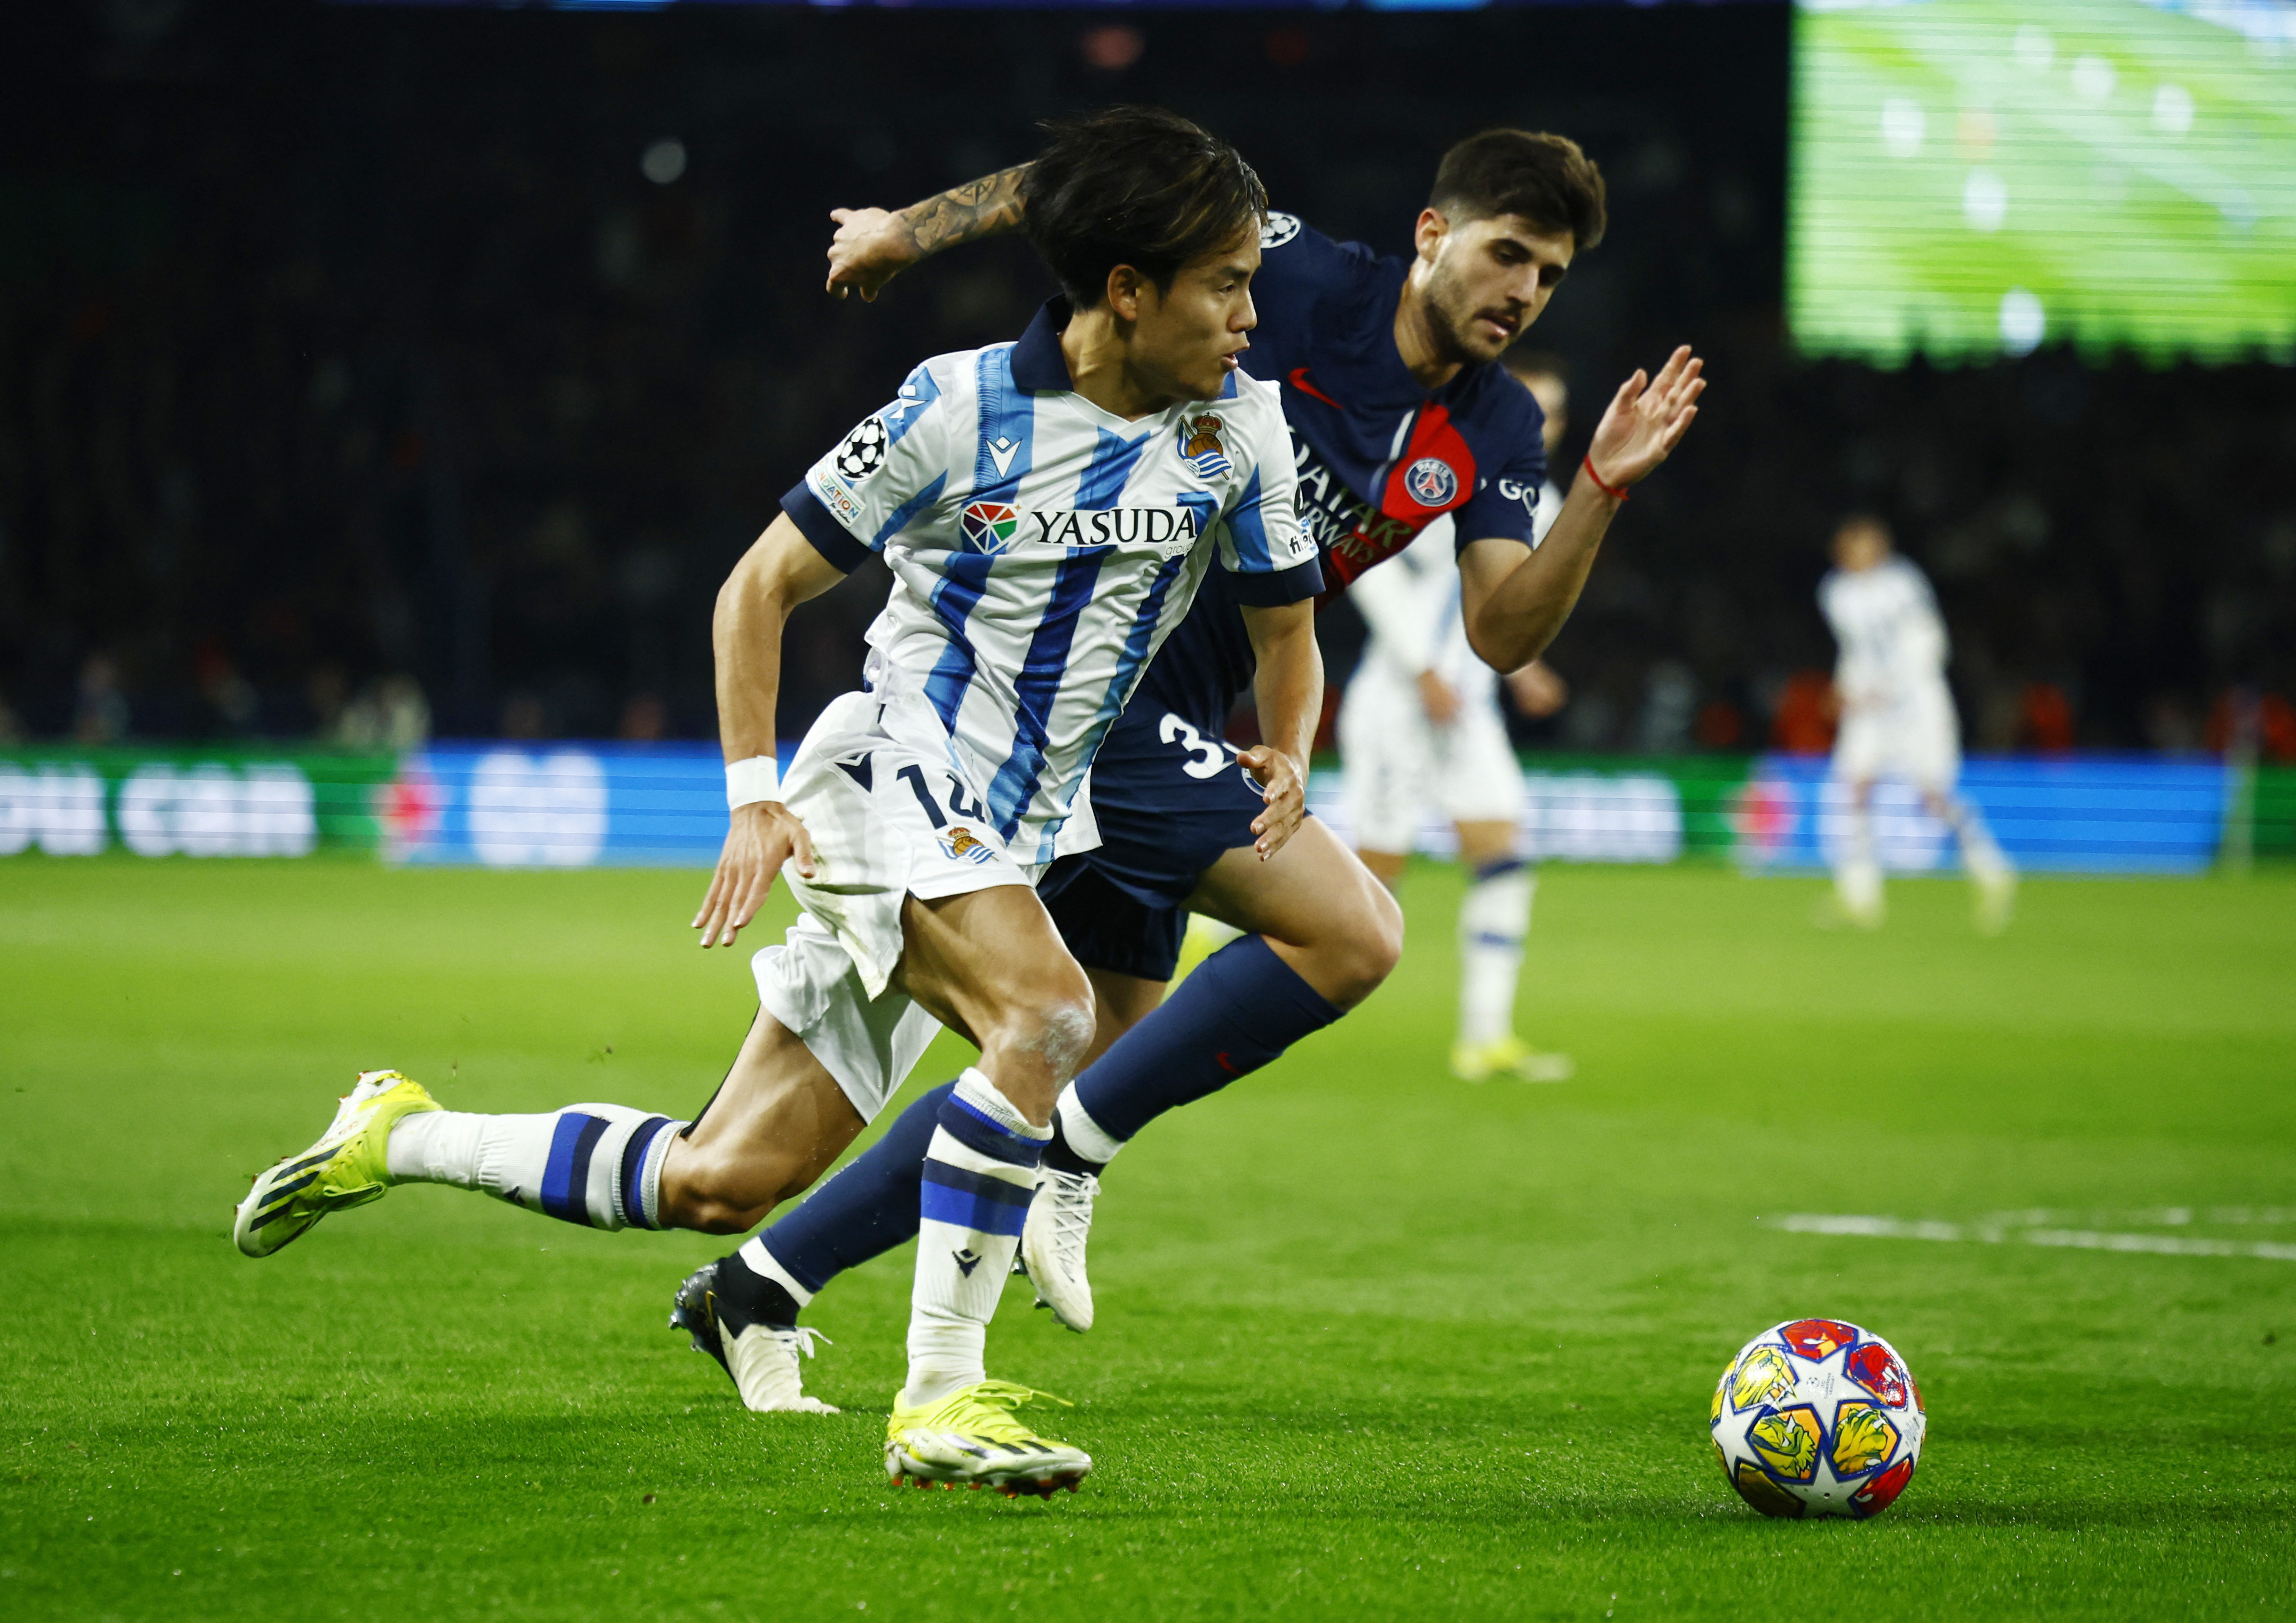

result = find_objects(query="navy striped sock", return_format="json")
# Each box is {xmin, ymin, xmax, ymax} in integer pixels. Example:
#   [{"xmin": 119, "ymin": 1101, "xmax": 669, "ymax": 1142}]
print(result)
[
  {"xmin": 1068, "ymin": 934, "xmax": 1339, "ymax": 1147},
  {"xmin": 905, "ymin": 1069, "xmax": 1048, "ymax": 1407}
]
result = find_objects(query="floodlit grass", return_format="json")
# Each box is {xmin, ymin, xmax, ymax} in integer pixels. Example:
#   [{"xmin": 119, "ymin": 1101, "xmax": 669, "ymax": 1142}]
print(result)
[{"xmin": 3, "ymin": 857, "xmax": 2293, "ymax": 1619}]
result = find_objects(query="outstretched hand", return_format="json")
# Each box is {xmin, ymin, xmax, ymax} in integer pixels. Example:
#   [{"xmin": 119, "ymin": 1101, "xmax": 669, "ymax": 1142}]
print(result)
[
  {"xmin": 825, "ymin": 208, "xmax": 918, "ymax": 302},
  {"xmin": 692, "ymin": 802, "xmax": 818, "ymax": 948},
  {"xmin": 1584, "ymin": 345, "xmax": 1705, "ymax": 491}
]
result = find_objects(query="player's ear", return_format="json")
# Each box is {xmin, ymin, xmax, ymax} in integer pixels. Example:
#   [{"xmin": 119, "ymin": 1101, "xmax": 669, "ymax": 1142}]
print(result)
[
  {"xmin": 1104, "ymin": 264, "xmax": 1144, "ymax": 324},
  {"xmin": 1413, "ymin": 207, "xmax": 1449, "ymax": 262}
]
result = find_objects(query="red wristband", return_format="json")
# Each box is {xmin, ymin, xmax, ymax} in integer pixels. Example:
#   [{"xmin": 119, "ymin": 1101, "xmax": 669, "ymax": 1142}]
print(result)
[{"xmin": 1581, "ymin": 453, "xmax": 1629, "ymax": 501}]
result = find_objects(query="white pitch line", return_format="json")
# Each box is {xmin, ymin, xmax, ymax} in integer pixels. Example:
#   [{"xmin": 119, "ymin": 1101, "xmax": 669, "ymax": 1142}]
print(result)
[{"xmin": 1776, "ymin": 1214, "xmax": 2296, "ymax": 1264}]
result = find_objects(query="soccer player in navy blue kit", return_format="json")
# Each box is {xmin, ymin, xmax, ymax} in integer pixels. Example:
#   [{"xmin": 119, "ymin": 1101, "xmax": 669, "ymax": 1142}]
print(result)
[{"xmin": 671, "ymin": 127, "xmax": 1704, "ymax": 1409}]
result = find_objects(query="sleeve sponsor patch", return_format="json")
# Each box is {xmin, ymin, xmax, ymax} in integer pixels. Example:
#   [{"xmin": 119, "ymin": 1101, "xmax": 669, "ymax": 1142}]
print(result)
[{"xmin": 814, "ymin": 472, "xmax": 864, "ymax": 529}]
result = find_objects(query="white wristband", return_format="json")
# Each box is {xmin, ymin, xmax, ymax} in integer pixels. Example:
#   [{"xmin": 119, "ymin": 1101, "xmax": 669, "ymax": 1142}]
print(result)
[{"xmin": 725, "ymin": 755, "xmax": 780, "ymax": 810}]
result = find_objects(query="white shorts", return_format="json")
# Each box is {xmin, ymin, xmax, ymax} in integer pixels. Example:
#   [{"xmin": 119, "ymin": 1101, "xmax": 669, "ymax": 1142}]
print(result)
[
  {"xmin": 1833, "ymin": 690, "xmax": 1960, "ymax": 795},
  {"xmin": 749, "ymin": 690, "xmax": 1035, "ymax": 1123},
  {"xmin": 1338, "ymin": 668, "xmax": 1526, "ymax": 854}
]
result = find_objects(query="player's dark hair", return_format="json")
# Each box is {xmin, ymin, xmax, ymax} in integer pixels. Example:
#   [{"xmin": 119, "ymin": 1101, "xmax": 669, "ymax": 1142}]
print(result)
[
  {"xmin": 1430, "ymin": 130, "xmax": 1607, "ymax": 251},
  {"xmin": 1022, "ymin": 106, "xmax": 1267, "ymax": 309}
]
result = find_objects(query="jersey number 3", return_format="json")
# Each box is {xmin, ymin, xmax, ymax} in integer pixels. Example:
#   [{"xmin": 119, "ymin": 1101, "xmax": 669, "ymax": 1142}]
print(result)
[{"xmin": 1159, "ymin": 714, "xmax": 1235, "ymax": 781}]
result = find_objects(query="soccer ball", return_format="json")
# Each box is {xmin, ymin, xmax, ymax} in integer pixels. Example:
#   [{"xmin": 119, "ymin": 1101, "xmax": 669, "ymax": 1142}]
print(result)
[{"xmin": 1710, "ymin": 1318, "xmax": 1925, "ymax": 1519}]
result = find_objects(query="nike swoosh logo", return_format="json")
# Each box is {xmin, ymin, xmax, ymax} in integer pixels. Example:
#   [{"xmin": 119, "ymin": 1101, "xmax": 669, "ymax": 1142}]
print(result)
[
  {"xmin": 1215, "ymin": 1051, "xmax": 1238, "ymax": 1076},
  {"xmin": 1288, "ymin": 368, "xmax": 1343, "ymax": 409},
  {"xmin": 986, "ymin": 437, "xmax": 1020, "ymax": 477}
]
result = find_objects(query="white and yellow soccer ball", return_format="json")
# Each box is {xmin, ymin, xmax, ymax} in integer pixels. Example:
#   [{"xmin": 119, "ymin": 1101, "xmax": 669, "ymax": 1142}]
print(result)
[{"xmin": 1710, "ymin": 1318, "xmax": 1925, "ymax": 1519}]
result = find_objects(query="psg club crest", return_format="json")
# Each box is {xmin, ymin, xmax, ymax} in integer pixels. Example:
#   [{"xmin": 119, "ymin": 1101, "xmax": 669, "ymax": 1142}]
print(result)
[
  {"xmin": 835, "ymin": 416, "xmax": 889, "ymax": 483},
  {"xmin": 1404, "ymin": 455, "xmax": 1459, "ymax": 508},
  {"xmin": 1182, "ymin": 414, "xmax": 1232, "ymax": 480},
  {"xmin": 960, "ymin": 500, "xmax": 1020, "ymax": 554}
]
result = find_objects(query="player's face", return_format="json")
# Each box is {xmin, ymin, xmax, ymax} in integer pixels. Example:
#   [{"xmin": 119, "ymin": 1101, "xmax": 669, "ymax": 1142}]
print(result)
[
  {"xmin": 1129, "ymin": 230, "xmax": 1262, "ymax": 402},
  {"xmin": 1833, "ymin": 523, "xmax": 1891, "ymax": 571},
  {"xmin": 1418, "ymin": 211, "xmax": 1574, "ymax": 366}
]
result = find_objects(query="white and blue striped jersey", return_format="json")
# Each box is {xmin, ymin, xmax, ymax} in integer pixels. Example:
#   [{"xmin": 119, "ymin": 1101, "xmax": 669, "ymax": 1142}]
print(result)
[{"xmin": 782, "ymin": 299, "xmax": 1321, "ymax": 864}]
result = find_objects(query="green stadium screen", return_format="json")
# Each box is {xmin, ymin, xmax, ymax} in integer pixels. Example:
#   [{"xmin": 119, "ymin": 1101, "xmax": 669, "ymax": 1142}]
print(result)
[{"xmin": 1790, "ymin": 0, "xmax": 2296, "ymax": 364}]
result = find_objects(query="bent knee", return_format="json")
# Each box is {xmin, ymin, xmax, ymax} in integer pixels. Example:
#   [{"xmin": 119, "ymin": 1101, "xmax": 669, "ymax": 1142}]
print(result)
[
  {"xmin": 661, "ymin": 1147, "xmax": 792, "ymax": 1235},
  {"xmin": 1024, "ymin": 992, "xmax": 1099, "ymax": 1076},
  {"xmin": 1320, "ymin": 883, "xmax": 1404, "ymax": 1010},
  {"xmin": 990, "ymin": 971, "xmax": 1097, "ymax": 1077}
]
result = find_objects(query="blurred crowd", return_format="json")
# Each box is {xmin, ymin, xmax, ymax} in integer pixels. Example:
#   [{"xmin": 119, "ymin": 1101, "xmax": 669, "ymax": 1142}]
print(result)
[{"xmin": 2, "ymin": 2, "xmax": 2290, "ymax": 758}]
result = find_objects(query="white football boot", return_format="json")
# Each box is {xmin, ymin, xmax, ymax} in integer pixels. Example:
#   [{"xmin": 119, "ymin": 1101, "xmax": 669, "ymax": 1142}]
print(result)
[
  {"xmin": 725, "ymin": 1324, "xmax": 837, "ymax": 1414},
  {"xmin": 669, "ymin": 1261, "xmax": 838, "ymax": 1414},
  {"xmin": 1019, "ymin": 1166, "xmax": 1098, "ymax": 1333}
]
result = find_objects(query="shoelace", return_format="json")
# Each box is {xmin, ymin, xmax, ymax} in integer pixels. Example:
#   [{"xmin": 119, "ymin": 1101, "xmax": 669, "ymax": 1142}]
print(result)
[
  {"xmin": 1034, "ymin": 1168, "xmax": 1099, "ymax": 1271},
  {"xmin": 768, "ymin": 1326, "xmax": 833, "ymax": 1360},
  {"xmin": 960, "ymin": 1380, "xmax": 1073, "ymax": 1420}
]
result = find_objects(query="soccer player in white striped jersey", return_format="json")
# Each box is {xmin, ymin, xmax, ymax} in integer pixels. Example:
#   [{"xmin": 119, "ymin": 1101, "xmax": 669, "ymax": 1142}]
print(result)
[
  {"xmin": 231, "ymin": 108, "xmax": 1323, "ymax": 1495},
  {"xmin": 1820, "ymin": 514, "xmax": 2016, "ymax": 932}
]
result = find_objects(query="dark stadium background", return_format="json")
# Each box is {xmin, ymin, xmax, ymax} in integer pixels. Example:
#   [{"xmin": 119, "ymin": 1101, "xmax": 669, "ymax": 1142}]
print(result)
[{"xmin": 3, "ymin": 0, "xmax": 2292, "ymax": 758}]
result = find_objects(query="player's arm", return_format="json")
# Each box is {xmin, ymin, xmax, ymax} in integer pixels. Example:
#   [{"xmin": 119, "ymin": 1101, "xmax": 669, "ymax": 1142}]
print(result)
[
  {"xmin": 691, "ymin": 516, "xmax": 850, "ymax": 949},
  {"xmin": 1238, "ymin": 600, "xmax": 1322, "ymax": 861},
  {"xmin": 825, "ymin": 166, "xmax": 1032, "ymax": 301},
  {"xmin": 1458, "ymin": 346, "xmax": 1704, "ymax": 673}
]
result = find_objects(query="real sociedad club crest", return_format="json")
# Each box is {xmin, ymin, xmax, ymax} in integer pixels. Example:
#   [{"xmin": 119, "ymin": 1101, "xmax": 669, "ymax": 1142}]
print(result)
[
  {"xmin": 835, "ymin": 416, "xmax": 889, "ymax": 483},
  {"xmin": 938, "ymin": 826, "xmax": 994, "ymax": 864},
  {"xmin": 960, "ymin": 500, "xmax": 1020, "ymax": 554},
  {"xmin": 1183, "ymin": 414, "xmax": 1232, "ymax": 480},
  {"xmin": 1405, "ymin": 455, "xmax": 1459, "ymax": 508}
]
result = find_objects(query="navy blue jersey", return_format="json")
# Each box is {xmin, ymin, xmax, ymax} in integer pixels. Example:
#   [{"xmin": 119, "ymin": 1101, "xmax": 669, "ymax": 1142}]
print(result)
[{"xmin": 1131, "ymin": 212, "xmax": 1553, "ymax": 729}]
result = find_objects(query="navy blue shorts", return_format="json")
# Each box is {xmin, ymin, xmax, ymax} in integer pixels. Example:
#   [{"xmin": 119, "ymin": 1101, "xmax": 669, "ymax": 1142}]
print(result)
[{"xmin": 1039, "ymin": 700, "xmax": 1277, "ymax": 983}]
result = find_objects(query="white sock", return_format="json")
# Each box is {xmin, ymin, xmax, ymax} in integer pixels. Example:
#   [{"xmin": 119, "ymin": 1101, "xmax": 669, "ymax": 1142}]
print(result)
[
  {"xmin": 903, "ymin": 1067, "xmax": 1049, "ymax": 1409},
  {"xmin": 1834, "ymin": 805, "xmax": 1883, "ymax": 917},
  {"xmin": 1055, "ymin": 1086, "xmax": 1126, "ymax": 1167},
  {"xmin": 1946, "ymin": 800, "xmax": 2011, "ymax": 883},
  {"xmin": 385, "ymin": 1104, "xmax": 683, "ymax": 1230},
  {"xmin": 1458, "ymin": 862, "xmax": 1533, "ymax": 1047}
]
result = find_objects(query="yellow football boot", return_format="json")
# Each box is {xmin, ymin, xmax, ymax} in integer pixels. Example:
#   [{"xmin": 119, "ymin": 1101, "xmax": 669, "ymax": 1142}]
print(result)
[
  {"xmin": 233, "ymin": 1070, "xmax": 440, "ymax": 1258},
  {"xmin": 1171, "ymin": 913, "xmax": 1245, "ymax": 984},
  {"xmin": 1451, "ymin": 1035, "xmax": 1574, "ymax": 1084},
  {"xmin": 884, "ymin": 1380, "xmax": 1091, "ymax": 1497}
]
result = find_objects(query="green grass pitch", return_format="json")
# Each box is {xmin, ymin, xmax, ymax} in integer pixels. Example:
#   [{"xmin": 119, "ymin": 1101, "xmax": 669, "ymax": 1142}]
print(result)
[{"xmin": 4, "ymin": 856, "xmax": 2293, "ymax": 1619}]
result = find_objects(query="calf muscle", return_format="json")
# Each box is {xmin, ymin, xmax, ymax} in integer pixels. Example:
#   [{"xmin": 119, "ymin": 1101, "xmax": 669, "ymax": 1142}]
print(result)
[{"xmin": 657, "ymin": 1010, "xmax": 867, "ymax": 1234}]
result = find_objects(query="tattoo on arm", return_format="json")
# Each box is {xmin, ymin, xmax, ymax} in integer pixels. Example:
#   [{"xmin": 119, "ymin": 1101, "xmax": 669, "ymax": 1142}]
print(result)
[{"xmin": 901, "ymin": 166, "xmax": 1031, "ymax": 256}]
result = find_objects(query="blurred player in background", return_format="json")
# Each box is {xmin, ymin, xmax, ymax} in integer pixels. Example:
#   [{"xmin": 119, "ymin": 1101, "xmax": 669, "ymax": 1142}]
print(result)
[
  {"xmin": 1821, "ymin": 514, "xmax": 2017, "ymax": 932},
  {"xmin": 1340, "ymin": 351, "xmax": 1575, "ymax": 1083}
]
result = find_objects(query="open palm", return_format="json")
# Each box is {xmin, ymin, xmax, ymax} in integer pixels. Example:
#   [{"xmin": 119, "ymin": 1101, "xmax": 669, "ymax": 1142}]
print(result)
[{"xmin": 1586, "ymin": 345, "xmax": 1705, "ymax": 489}]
